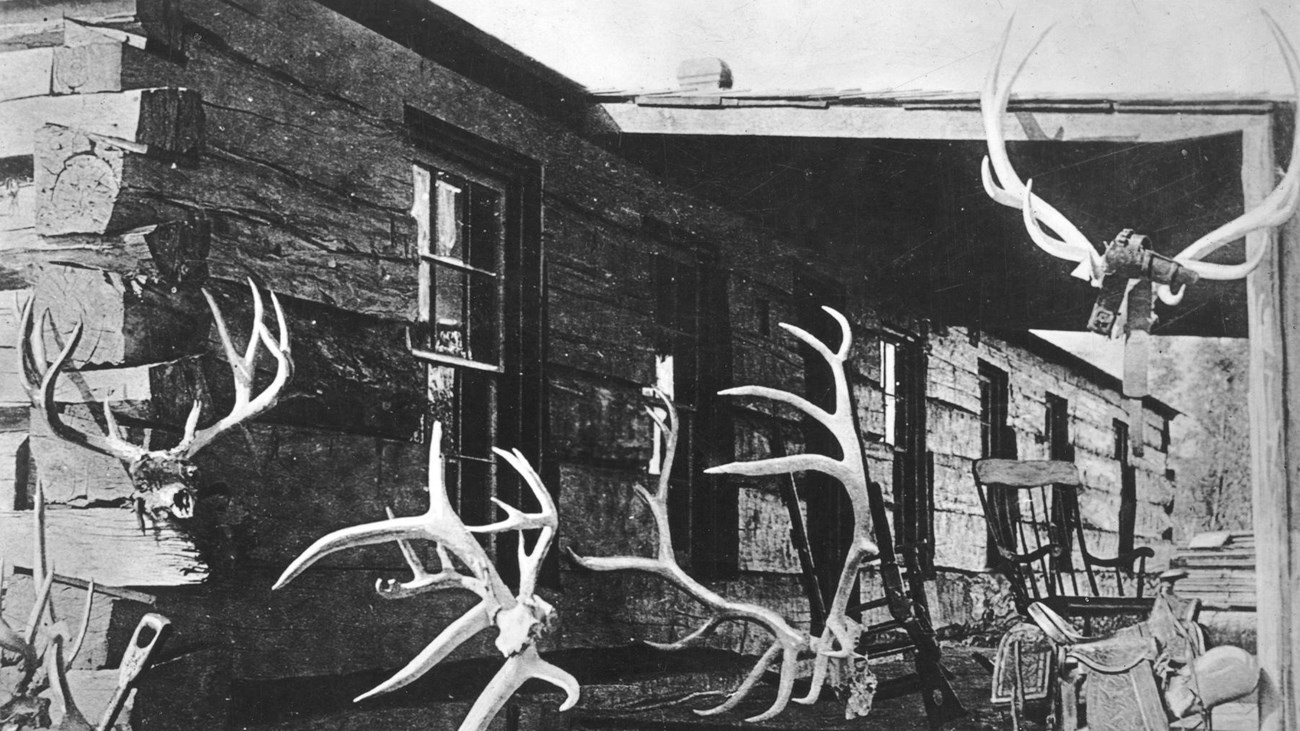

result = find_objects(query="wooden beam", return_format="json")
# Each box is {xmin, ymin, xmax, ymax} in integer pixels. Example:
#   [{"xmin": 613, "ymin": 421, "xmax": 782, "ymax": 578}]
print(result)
[
  {"xmin": 1244, "ymin": 117, "xmax": 1296, "ymax": 730},
  {"xmin": 0, "ymin": 36, "xmax": 177, "ymax": 101},
  {"xmin": 0, "ymin": 0, "xmax": 183, "ymax": 53},
  {"xmin": 599, "ymin": 103, "xmax": 1267, "ymax": 143},
  {"xmin": 0, "ymin": 87, "xmax": 202, "ymax": 158},
  {"xmin": 0, "ymin": 507, "xmax": 205, "ymax": 586},
  {"xmin": 0, "ymin": 47, "xmax": 53, "ymax": 101}
]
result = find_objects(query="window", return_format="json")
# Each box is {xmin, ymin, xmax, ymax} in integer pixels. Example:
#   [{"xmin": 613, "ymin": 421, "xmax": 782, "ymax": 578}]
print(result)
[
  {"xmin": 979, "ymin": 360, "xmax": 1015, "ymax": 566},
  {"xmin": 979, "ymin": 361, "xmax": 1013, "ymax": 459},
  {"xmin": 887, "ymin": 335, "xmax": 933, "ymax": 575},
  {"xmin": 1115, "ymin": 418, "xmax": 1138, "ymax": 554},
  {"xmin": 652, "ymin": 252, "xmax": 735, "ymax": 578},
  {"xmin": 1045, "ymin": 393, "xmax": 1074, "ymax": 567},
  {"xmin": 1045, "ymin": 393, "xmax": 1072, "ymax": 461},
  {"xmin": 880, "ymin": 341, "xmax": 898, "ymax": 447},
  {"xmin": 411, "ymin": 168, "xmax": 502, "ymax": 370},
  {"xmin": 406, "ymin": 108, "xmax": 545, "ymax": 578}
]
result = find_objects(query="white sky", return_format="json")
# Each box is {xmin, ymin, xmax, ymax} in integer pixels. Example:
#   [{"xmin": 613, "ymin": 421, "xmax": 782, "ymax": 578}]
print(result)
[{"xmin": 432, "ymin": 0, "xmax": 1300, "ymax": 97}]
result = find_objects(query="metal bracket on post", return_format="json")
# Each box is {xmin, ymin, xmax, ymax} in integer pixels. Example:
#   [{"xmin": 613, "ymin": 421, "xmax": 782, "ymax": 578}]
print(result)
[{"xmin": 1087, "ymin": 231, "xmax": 1199, "ymax": 457}]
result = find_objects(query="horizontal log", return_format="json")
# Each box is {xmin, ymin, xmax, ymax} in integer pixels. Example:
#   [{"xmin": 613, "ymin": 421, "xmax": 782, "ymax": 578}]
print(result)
[
  {"xmin": 0, "ymin": 506, "xmax": 205, "ymax": 586},
  {"xmin": 0, "ymin": 0, "xmax": 183, "ymax": 53},
  {"xmin": 0, "ymin": 87, "xmax": 201, "ymax": 158},
  {"xmin": 0, "ymin": 47, "xmax": 54, "ymax": 100},
  {"xmin": 0, "ymin": 38, "xmax": 170, "ymax": 101}
]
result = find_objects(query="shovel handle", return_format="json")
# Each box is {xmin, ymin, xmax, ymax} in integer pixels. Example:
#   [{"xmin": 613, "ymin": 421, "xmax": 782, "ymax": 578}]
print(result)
[{"xmin": 97, "ymin": 613, "xmax": 171, "ymax": 731}]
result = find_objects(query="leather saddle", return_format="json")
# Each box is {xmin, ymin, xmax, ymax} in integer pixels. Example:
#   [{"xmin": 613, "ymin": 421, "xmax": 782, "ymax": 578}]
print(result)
[{"xmin": 1026, "ymin": 600, "xmax": 1202, "ymax": 731}]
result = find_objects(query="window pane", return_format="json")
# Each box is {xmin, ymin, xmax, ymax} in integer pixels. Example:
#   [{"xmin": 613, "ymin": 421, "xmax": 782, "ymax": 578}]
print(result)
[
  {"xmin": 434, "ymin": 264, "xmax": 467, "ymax": 357},
  {"xmin": 457, "ymin": 457, "xmax": 494, "ymax": 527},
  {"xmin": 459, "ymin": 369, "xmax": 495, "ymax": 460},
  {"xmin": 468, "ymin": 271, "xmax": 499, "ymax": 365},
  {"xmin": 434, "ymin": 178, "xmax": 465, "ymax": 260},
  {"xmin": 427, "ymin": 364, "xmax": 457, "ymax": 449},
  {"xmin": 469, "ymin": 187, "xmax": 500, "ymax": 273}
]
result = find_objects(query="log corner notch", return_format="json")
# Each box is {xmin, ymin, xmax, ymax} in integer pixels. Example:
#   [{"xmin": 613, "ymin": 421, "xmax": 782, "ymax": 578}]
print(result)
[
  {"xmin": 0, "ymin": 0, "xmax": 186, "ymax": 58},
  {"xmin": 32, "ymin": 89, "xmax": 205, "ymax": 239}
]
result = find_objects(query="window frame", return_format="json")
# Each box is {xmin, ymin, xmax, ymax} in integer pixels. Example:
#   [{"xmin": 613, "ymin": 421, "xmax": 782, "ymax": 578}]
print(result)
[{"xmin": 405, "ymin": 106, "xmax": 547, "ymax": 584}]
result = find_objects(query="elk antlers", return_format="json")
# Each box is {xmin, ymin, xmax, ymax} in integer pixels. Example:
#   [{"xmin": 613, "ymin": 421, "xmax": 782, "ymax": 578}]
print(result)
[
  {"xmin": 273, "ymin": 424, "xmax": 578, "ymax": 731},
  {"xmin": 567, "ymin": 390, "xmax": 810, "ymax": 723},
  {"xmin": 569, "ymin": 307, "xmax": 881, "ymax": 722},
  {"xmin": 708, "ymin": 306, "xmax": 880, "ymax": 708},
  {"xmin": 17, "ymin": 279, "xmax": 293, "ymax": 522},
  {"xmin": 980, "ymin": 12, "xmax": 1300, "ymax": 303}
]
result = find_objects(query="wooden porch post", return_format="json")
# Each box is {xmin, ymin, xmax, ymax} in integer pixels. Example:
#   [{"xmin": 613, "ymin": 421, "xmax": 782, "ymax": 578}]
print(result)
[{"xmin": 1244, "ymin": 115, "xmax": 1298, "ymax": 731}]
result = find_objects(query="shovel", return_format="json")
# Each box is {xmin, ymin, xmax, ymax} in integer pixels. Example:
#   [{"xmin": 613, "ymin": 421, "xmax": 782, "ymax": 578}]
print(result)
[{"xmin": 95, "ymin": 614, "xmax": 171, "ymax": 731}]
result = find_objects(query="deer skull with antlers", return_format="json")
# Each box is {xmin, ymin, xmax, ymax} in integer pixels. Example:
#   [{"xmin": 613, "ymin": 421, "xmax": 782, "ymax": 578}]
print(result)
[
  {"xmin": 568, "ymin": 307, "xmax": 882, "ymax": 722},
  {"xmin": 980, "ymin": 12, "xmax": 1300, "ymax": 315},
  {"xmin": 273, "ymin": 423, "xmax": 578, "ymax": 731},
  {"xmin": 17, "ymin": 280, "xmax": 293, "ymax": 527}
]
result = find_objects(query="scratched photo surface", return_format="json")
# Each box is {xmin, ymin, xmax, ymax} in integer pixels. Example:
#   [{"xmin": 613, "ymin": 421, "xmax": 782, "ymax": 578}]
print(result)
[{"xmin": 0, "ymin": 1, "xmax": 1291, "ymax": 729}]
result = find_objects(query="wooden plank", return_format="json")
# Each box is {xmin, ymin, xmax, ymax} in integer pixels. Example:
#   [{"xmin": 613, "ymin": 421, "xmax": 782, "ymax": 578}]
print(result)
[
  {"xmin": 972, "ymin": 458, "xmax": 1081, "ymax": 487},
  {"xmin": 0, "ymin": 507, "xmax": 205, "ymax": 585},
  {"xmin": 0, "ymin": 87, "xmax": 201, "ymax": 158},
  {"xmin": 600, "ymin": 103, "xmax": 1268, "ymax": 144},
  {"xmin": 1244, "ymin": 118, "xmax": 1295, "ymax": 730}
]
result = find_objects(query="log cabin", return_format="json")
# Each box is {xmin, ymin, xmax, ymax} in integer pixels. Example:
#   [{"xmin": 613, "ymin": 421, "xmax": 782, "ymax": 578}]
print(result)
[{"xmin": 1, "ymin": 0, "xmax": 1292, "ymax": 728}]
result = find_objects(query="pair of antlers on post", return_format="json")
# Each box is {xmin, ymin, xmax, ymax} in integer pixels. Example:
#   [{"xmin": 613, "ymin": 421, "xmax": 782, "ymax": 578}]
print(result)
[
  {"xmin": 272, "ymin": 423, "xmax": 578, "ymax": 731},
  {"xmin": 981, "ymin": 12, "xmax": 1300, "ymax": 305},
  {"xmin": 569, "ymin": 306, "xmax": 881, "ymax": 723},
  {"xmin": 17, "ymin": 279, "xmax": 292, "ymax": 525}
]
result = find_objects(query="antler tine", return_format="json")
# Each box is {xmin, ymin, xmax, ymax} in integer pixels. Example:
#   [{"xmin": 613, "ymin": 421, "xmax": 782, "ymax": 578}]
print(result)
[
  {"xmin": 353, "ymin": 601, "xmax": 495, "ymax": 702},
  {"xmin": 567, "ymin": 386, "xmax": 808, "ymax": 721},
  {"xmin": 17, "ymin": 301, "xmax": 146, "ymax": 463},
  {"xmin": 981, "ymin": 20, "xmax": 1102, "ymax": 281},
  {"xmin": 45, "ymin": 634, "xmax": 93, "ymax": 731},
  {"xmin": 374, "ymin": 508, "xmax": 481, "ymax": 600},
  {"xmin": 178, "ymin": 280, "xmax": 294, "ymax": 457},
  {"xmin": 1156, "ymin": 11, "xmax": 1300, "ymax": 304},
  {"xmin": 458, "ymin": 646, "xmax": 580, "ymax": 731},
  {"xmin": 477, "ymin": 448, "xmax": 557, "ymax": 599},
  {"xmin": 64, "ymin": 579, "xmax": 94, "ymax": 667}
]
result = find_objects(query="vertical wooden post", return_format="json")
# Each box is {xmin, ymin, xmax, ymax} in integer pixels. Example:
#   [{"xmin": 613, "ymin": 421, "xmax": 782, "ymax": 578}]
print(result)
[{"xmin": 1243, "ymin": 117, "xmax": 1296, "ymax": 731}]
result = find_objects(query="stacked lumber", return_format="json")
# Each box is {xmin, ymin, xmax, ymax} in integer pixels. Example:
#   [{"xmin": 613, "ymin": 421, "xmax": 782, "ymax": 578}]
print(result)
[{"xmin": 1169, "ymin": 531, "xmax": 1256, "ymax": 611}]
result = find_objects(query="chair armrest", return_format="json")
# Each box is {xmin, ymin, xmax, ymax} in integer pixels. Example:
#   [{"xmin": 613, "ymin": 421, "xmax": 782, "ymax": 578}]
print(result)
[
  {"xmin": 997, "ymin": 542, "xmax": 1062, "ymax": 565},
  {"xmin": 1083, "ymin": 545, "xmax": 1155, "ymax": 569}
]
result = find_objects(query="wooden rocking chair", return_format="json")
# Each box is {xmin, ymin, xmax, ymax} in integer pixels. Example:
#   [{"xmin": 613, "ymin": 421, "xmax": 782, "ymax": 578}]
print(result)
[{"xmin": 972, "ymin": 459, "xmax": 1157, "ymax": 625}]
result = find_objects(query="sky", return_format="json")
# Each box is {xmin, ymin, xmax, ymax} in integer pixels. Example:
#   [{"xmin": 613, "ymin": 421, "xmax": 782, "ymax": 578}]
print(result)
[{"xmin": 432, "ymin": 0, "xmax": 1300, "ymax": 97}]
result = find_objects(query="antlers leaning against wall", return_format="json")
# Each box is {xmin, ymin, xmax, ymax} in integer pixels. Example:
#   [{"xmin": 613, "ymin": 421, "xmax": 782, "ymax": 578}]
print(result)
[
  {"xmin": 980, "ymin": 12, "xmax": 1300, "ymax": 305},
  {"xmin": 569, "ymin": 307, "xmax": 882, "ymax": 722},
  {"xmin": 273, "ymin": 425, "xmax": 578, "ymax": 731},
  {"xmin": 17, "ymin": 279, "xmax": 293, "ymax": 527}
]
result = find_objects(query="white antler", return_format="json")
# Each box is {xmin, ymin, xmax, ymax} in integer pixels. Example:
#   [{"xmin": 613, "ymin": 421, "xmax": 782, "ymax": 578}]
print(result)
[
  {"xmin": 567, "ymin": 388, "xmax": 810, "ymax": 723},
  {"xmin": 706, "ymin": 306, "xmax": 879, "ymax": 707},
  {"xmin": 980, "ymin": 19, "xmax": 1104, "ymax": 284},
  {"xmin": 273, "ymin": 423, "xmax": 578, "ymax": 731},
  {"xmin": 983, "ymin": 15, "xmax": 1300, "ymax": 304},
  {"xmin": 172, "ymin": 279, "xmax": 294, "ymax": 456},
  {"xmin": 1157, "ymin": 11, "xmax": 1300, "ymax": 303},
  {"xmin": 18, "ymin": 279, "xmax": 293, "ymax": 523},
  {"xmin": 17, "ymin": 298, "xmax": 148, "ymax": 464},
  {"xmin": 18, "ymin": 278, "xmax": 293, "ymax": 463}
]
